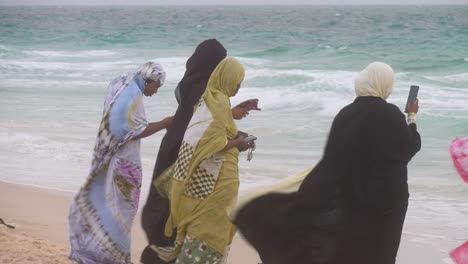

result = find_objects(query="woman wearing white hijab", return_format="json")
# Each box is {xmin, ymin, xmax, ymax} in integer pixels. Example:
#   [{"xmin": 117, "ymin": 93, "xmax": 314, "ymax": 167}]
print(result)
[
  {"xmin": 69, "ymin": 61, "xmax": 173, "ymax": 264},
  {"xmin": 335, "ymin": 61, "xmax": 421, "ymax": 264},
  {"xmin": 234, "ymin": 62, "xmax": 421, "ymax": 264}
]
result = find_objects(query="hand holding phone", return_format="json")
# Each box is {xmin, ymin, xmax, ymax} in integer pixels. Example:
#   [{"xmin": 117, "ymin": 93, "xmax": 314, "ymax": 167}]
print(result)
[
  {"xmin": 244, "ymin": 135, "xmax": 257, "ymax": 143},
  {"xmin": 405, "ymin": 85, "xmax": 419, "ymax": 113}
]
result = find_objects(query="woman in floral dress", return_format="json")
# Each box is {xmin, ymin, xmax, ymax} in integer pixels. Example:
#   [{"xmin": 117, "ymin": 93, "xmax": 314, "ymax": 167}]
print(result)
[{"xmin": 68, "ymin": 61, "xmax": 172, "ymax": 264}]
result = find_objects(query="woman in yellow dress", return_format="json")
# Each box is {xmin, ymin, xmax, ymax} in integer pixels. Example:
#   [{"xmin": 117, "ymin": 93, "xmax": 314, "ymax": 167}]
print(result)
[{"xmin": 161, "ymin": 57, "xmax": 252, "ymax": 264}]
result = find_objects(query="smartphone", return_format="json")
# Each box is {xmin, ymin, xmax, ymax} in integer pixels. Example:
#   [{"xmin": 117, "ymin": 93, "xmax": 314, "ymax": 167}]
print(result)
[
  {"xmin": 237, "ymin": 131, "xmax": 248, "ymax": 139},
  {"xmin": 244, "ymin": 135, "xmax": 257, "ymax": 143},
  {"xmin": 405, "ymin": 85, "xmax": 419, "ymax": 112}
]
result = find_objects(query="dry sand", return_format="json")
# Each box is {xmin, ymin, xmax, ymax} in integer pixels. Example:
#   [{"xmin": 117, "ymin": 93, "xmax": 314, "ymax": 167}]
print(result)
[{"xmin": 0, "ymin": 181, "xmax": 260, "ymax": 264}]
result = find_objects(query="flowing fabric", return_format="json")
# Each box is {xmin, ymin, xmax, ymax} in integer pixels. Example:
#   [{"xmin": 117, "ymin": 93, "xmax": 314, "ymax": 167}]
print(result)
[
  {"xmin": 450, "ymin": 137, "xmax": 468, "ymax": 183},
  {"xmin": 163, "ymin": 57, "xmax": 245, "ymax": 262},
  {"xmin": 175, "ymin": 235, "xmax": 224, "ymax": 264},
  {"xmin": 231, "ymin": 166, "xmax": 314, "ymax": 220},
  {"xmin": 140, "ymin": 40, "xmax": 226, "ymax": 263},
  {"xmin": 451, "ymin": 241, "xmax": 468, "ymax": 264},
  {"xmin": 235, "ymin": 62, "xmax": 421, "ymax": 264},
  {"xmin": 449, "ymin": 138, "xmax": 468, "ymax": 264},
  {"xmin": 68, "ymin": 61, "xmax": 165, "ymax": 264}
]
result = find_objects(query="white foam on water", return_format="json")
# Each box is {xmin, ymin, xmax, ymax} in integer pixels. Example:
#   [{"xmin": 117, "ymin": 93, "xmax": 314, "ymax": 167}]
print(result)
[
  {"xmin": 155, "ymin": 57, "xmax": 188, "ymax": 82},
  {"xmin": 245, "ymin": 68, "xmax": 357, "ymax": 84},
  {"xmin": 237, "ymin": 56, "xmax": 270, "ymax": 66},
  {"xmin": 235, "ymin": 69, "xmax": 357, "ymax": 116},
  {"xmin": 0, "ymin": 45, "xmax": 13, "ymax": 51},
  {"xmin": 2, "ymin": 78, "xmax": 105, "ymax": 89},
  {"xmin": 389, "ymin": 80, "xmax": 468, "ymax": 118},
  {"xmin": 0, "ymin": 131, "xmax": 92, "ymax": 162},
  {"xmin": 23, "ymin": 49, "xmax": 116, "ymax": 58},
  {"xmin": 425, "ymin": 72, "xmax": 468, "ymax": 83},
  {"xmin": 442, "ymin": 258, "xmax": 454, "ymax": 264},
  {"xmin": 0, "ymin": 59, "xmax": 135, "ymax": 72}
]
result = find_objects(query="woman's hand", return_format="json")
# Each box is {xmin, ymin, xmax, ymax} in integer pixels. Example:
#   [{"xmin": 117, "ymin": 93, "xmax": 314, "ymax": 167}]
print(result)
[
  {"xmin": 235, "ymin": 137, "xmax": 251, "ymax": 152},
  {"xmin": 232, "ymin": 107, "xmax": 249, "ymax": 119},
  {"xmin": 406, "ymin": 98, "xmax": 419, "ymax": 114},
  {"xmin": 223, "ymin": 136, "xmax": 252, "ymax": 152},
  {"xmin": 136, "ymin": 116, "xmax": 173, "ymax": 139},
  {"xmin": 232, "ymin": 99, "xmax": 261, "ymax": 120},
  {"xmin": 237, "ymin": 99, "xmax": 261, "ymax": 110}
]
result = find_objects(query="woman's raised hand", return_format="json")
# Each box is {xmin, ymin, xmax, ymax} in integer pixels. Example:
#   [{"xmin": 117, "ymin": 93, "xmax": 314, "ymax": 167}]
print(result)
[{"xmin": 232, "ymin": 99, "xmax": 261, "ymax": 120}]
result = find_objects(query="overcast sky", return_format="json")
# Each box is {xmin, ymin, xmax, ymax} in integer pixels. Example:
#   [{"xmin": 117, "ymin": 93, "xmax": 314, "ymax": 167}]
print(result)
[{"xmin": 1, "ymin": 0, "xmax": 467, "ymax": 5}]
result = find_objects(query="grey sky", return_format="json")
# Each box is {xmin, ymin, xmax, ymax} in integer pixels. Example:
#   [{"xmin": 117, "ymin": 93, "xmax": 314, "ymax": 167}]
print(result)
[{"xmin": 1, "ymin": 0, "xmax": 468, "ymax": 5}]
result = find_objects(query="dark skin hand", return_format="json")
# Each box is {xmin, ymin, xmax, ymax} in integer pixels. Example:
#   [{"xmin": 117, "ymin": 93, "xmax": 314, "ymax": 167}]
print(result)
[
  {"xmin": 223, "ymin": 135, "xmax": 251, "ymax": 152},
  {"xmin": 232, "ymin": 99, "xmax": 261, "ymax": 120},
  {"xmin": 136, "ymin": 116, "xmax": 174, "ymax": 139}
]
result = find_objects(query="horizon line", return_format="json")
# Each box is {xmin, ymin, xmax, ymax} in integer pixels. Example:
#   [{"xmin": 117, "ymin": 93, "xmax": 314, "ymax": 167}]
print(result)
[{"xmin": 1, "ymin": 3, "xmax": 467, "ymax": 6}]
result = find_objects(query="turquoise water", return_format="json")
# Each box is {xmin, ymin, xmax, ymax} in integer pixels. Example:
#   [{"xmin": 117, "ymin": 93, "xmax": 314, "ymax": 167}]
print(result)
[{"xmin": 0, "ymin": 6, "xmax": 467, "ymax": 263}]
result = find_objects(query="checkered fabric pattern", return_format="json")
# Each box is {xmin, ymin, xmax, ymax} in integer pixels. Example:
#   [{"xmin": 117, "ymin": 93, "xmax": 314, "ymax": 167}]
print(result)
[
  {"xmin": 174, "ymin": 141, "xmax": 194, "ymax": 181},
  {"xmin": 184, "ymin": 166, "xmax": 216, "ymax": 199}
]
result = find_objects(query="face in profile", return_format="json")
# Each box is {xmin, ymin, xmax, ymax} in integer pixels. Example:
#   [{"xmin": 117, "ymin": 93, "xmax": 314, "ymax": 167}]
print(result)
[
  {"xmin": 233, "ymin": 80, "xmax": 243, "ymax": 97},
  {"xmin": 144, "ymin": 79, "xmax": 161, "ymax": 97}
]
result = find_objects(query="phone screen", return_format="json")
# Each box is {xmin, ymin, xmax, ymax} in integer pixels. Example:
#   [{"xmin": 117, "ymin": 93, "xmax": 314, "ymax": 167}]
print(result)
[{"xmin": 405, "ymin": 85, "xmax": 419, "ymax": 112}]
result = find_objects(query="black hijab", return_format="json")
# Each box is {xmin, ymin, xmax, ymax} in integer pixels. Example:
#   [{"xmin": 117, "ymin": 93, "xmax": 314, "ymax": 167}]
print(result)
[
  {"xmin": 154, "ymin": 39, "xmax": 227, "ymax": 179},
  {"xmin": 141, "ymin": 39, "xmax": 227, "ymax": 262}
]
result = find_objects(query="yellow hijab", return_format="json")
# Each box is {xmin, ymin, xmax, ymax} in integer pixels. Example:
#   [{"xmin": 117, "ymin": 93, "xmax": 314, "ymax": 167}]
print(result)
[
  {"xmin": 155, "ymin": 58, "xmax": 245, "ymax": 200},
  {"xmin": 162, "ymin": 57, "xmax": 246, "ymax": 258},
  {"xmin": 184, "ymin": 57, "xmax": 245, "ymax": 180}
]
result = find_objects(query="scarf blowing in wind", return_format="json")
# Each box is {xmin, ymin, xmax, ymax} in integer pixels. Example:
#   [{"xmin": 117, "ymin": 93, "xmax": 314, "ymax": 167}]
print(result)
[{"xmin": 69, "ymin": 61, "xmax": 165, "ymax": 264}]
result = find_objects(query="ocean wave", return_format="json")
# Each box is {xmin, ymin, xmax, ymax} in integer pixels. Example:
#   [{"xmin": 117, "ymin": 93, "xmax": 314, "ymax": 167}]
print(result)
[
  {"xmin": 152, "ymin": 57, "xmax": 188, "ymax": 82},
  {"xmin": 2, "ymin": 78, "xmax": 106, "ymax": 89},
  {"xmin": 23, "ymin": 49, "xmax": 116, "ymax": 58},
  {"xmin": 0, "ymin": 45, "xmax": 22, "ymax": 57},
  {"xmin": 423, "ymin": 73, "xmax": 468, "ymax": 87},
  {"xmin": 388, "ymin": 81, "xmax": 468, "ymax": 119},
  {"xmin": 0, "ymin": 45, "xmax": 13, "ymax": 51},
  {"xmin": 246, "ymin": 68, "xmax": 357, "ymax": 80},
  {"xmin": 240, "ymin": 46, "xmax": 290, "ymax": 57},
  {"xmin": 234, "ymin": 84, "xmax": 352, "ymax": 116},
  {"xmin": 0, "ymin": 131, "xmax": 92, "ymax": 162},
  {"xmin": 237, "ymin": 57, "xmax": 270, "ymax": 66},
  {"xmin": 400, "ymin": 57, "xmax": 468, "ymax": 71},
  {"xmin": 0, "ymin": 59, "xmax": 135, "ymax": 72}
]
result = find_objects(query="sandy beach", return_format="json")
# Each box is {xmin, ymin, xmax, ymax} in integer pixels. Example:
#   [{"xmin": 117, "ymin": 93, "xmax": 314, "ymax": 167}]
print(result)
[
  {"xmin": 0, "ymin": 179, "xmax": 461, "ymax": 264},
  {"xmin": 0, "ymin": 181, "xmax": 260, "ymax": 264}
]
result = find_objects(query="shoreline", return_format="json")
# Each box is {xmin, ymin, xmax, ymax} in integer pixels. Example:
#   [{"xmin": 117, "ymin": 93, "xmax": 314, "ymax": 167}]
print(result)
[
  {"xmin": 0, "ymin": 180, "xmax": 457, "ymax": 264},
  {"xmin": 0, "ymin": 180, "xmax": 260, "ymax": 264}
]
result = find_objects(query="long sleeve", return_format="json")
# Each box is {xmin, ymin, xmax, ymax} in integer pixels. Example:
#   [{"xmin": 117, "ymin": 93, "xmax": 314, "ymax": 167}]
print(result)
[
  {"xmin": 362, "ymin": 103, "xmax": 421, "ymax": 214},
  {"xmin": 373, "ymin": 104, "xmax": 421, "ymax": 163},
  {"xmin": 408, "ymin": 123, "xmax": 421, "ymax": 158}
]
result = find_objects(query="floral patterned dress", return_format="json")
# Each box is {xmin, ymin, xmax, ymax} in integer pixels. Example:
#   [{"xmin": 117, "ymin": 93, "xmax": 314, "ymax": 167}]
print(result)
[{"xmin": 68, "ymin": 61, "xmax": 165, "ymax": 264}]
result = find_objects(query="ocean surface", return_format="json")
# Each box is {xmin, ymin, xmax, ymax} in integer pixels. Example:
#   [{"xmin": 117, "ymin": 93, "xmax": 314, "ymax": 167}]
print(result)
[{"xmin": 0, "ymin": 5, "xmax": 467, "ymax": 263}]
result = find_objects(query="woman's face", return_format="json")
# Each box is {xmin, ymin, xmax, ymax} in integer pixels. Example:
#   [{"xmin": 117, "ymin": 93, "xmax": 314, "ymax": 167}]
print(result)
[
  {"xmin": 233, "ymin": 80, "xmax": 243, "ymax": 97},
  {"xmin": 144, "ymin": 79, "xmax": 161, "ymax": 97}
]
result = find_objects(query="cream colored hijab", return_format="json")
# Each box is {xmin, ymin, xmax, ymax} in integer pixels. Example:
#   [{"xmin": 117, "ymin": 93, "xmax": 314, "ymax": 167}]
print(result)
[{"xmin": 355, "ymin": 62, "xmax": 395, "ymax": 100}]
